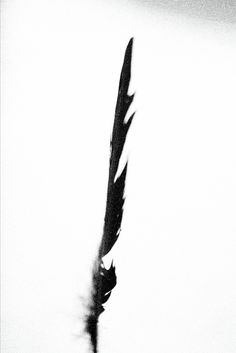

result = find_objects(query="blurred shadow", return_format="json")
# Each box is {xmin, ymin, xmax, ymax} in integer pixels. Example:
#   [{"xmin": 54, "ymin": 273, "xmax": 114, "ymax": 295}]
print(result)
[{"xmin": 131, "ymin": 0, "xmax": 236, "ymax": 23}]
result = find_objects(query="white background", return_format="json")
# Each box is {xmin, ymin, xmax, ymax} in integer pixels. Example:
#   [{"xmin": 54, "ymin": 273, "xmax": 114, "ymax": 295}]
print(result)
[{"xmin": 1, "ymin": 1, "xmax": 236, "ymax": 353}]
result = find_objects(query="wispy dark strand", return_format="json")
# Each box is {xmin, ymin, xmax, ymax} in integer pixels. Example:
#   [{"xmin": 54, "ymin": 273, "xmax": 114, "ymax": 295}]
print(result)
[{"xmin": 85, "ymin": 38, "xmax": 135, "ymax": 353}]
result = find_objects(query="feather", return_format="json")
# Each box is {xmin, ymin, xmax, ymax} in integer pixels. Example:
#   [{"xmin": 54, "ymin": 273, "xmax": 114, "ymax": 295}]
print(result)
[{"xmin": 85, "ymin": 38, "xmax": 135, "ymax": 353}]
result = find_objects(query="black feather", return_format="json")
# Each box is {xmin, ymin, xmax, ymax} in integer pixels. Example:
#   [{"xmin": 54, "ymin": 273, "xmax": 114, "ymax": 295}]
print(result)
[{"xmin": 85, "ymin": 38, "xmax": 134, "ymax": 353}]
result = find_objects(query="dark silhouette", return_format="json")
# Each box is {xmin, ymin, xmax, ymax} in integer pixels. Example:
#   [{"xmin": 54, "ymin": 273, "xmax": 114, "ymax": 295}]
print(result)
[{"xmin": 85, "ymin": 38, "xmax": 135, "ymax": 353}]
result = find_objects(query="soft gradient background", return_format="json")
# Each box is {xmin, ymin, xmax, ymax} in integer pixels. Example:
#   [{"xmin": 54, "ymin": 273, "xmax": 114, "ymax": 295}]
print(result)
[{"xmin": 1, "ymin": 1, "xmax": 236, "ymax": 352}]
